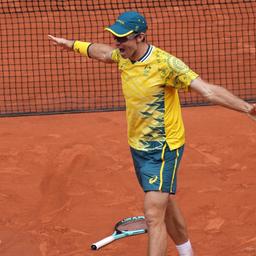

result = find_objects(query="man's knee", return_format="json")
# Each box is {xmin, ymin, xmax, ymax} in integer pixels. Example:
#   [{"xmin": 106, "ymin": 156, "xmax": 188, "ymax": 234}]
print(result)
[
  {"xmin": 144, "ymin": 192, "xmax": 169, "ymax": 228},
  {"xmin": 145, "ymin": 208, "xmax": 163, "ymax": 228}
]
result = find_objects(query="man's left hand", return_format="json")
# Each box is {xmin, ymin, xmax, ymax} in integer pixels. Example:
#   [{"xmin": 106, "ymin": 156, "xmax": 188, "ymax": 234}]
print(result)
[{"xmin": 248, "ymin": 103, "xmax": 256, "ymax": 121}]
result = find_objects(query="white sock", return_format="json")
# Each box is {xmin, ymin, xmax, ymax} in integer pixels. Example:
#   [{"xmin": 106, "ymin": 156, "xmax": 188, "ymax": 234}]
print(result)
[{"xmin": 176, "ymin": 240, "xmax": 194, "ymax": 256}]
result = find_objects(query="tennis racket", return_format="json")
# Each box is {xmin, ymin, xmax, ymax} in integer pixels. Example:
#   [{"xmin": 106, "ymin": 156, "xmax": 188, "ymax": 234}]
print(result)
[{"xmin": 91, "ymin": 216, "xmax": 147, "ymax": 250}]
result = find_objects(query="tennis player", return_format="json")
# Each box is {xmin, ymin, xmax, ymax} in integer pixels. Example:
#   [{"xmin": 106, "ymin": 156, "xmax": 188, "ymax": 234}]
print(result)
[{"xmin": 48, "ymin": 11, "xmax": 256, "ymax": 256}]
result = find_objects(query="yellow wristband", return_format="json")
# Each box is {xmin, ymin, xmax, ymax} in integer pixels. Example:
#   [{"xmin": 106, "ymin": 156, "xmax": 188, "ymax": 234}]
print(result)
[{"xmin": 73, "ymin": 41, "xmax": 92, "ymax": 57}]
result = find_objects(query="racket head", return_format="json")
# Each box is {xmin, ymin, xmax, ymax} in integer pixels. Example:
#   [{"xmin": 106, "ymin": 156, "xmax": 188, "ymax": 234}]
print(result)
[{"xmin": 114, "ymin": 216, "xmax": 147, "ymax": 233}]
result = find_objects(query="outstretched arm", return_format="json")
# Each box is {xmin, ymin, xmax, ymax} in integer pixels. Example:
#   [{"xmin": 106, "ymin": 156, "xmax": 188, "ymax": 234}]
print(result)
[
  {"xmin": 190, "ymin": 77, "xmax": 256, "ymax": 120},
  {"xmin": 48, "ymin": 35, "xmax": 115, "ymax": 63}
]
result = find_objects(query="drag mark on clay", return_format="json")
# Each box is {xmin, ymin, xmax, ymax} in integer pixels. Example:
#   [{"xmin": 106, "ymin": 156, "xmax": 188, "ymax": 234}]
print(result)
[{"xmin": 189, "ymin": 143, "xmax": 222, "ymax": 165}]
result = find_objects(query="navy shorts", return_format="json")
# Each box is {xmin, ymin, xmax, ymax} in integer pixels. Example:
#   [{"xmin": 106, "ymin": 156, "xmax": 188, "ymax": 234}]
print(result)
[{"xmin": 130, "ymin": 144, "xmax": 184, "ymax": 194}]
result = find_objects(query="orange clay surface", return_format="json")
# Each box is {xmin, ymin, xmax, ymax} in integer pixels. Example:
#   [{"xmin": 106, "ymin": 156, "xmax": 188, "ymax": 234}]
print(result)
[{"xmin": 0, "ymin": 106, "xmax": 255, "ymax": 256}]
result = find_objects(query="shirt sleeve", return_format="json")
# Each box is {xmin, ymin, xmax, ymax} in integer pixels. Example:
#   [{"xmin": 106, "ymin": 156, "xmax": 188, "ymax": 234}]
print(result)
[{"xmin": 165, "ymin": 55, "xmax": 199, "ymax": 90}]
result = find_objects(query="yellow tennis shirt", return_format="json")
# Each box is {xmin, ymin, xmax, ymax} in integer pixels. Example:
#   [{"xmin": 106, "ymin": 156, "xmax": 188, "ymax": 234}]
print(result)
[{"xmin": 112, "ymin": 45, "xmax": 199, "ymax": 151}]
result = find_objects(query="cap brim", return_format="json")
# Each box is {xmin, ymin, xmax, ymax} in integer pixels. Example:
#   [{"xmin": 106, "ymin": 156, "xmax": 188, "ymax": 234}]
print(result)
[{"xmin": 105, "ymin": 22, "xmax": 133, "ymax": 37}]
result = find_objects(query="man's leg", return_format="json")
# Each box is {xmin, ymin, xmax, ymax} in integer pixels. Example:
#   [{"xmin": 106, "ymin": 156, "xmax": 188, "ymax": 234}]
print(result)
[
  {"xmin": 165, "ymin": 196, "xmax": 194, "ymax": 255},
  {"xmin": 144, "ymin": 191, "xmax": 169, "ymax": 256},
  {"xmin": 165, "ymin": 196, "xmax": 188, "ymax": 244}
]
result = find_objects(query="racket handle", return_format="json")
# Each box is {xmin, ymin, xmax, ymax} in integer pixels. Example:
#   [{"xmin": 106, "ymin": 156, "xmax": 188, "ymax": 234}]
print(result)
[{"xmin": 91, "ymin": 235, "xmax": 115, "ymax": 250}]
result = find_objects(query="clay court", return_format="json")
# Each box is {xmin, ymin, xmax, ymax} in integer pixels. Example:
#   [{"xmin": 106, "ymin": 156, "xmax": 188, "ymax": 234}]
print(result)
[
  {"xmin": 0, "ymin": 107, "xmax": 256, "ymax": 256},
  {"xmin": 0, "ymin": 0, "xmax": 256, "ymax": 255}
]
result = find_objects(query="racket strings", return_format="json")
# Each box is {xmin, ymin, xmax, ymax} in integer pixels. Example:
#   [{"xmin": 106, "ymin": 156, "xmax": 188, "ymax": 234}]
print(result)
[{"xmin": 117, "ymin": 219, "xmax": 147, "ymax": 232}]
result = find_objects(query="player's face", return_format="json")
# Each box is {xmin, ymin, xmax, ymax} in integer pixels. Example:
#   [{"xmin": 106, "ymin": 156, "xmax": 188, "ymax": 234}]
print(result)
[{"xmin": 114, "ymin": 33, "xmax": 144, "ymax": 60}]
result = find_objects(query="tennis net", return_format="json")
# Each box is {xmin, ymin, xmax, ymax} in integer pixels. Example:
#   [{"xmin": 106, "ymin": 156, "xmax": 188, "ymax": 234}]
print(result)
[{"xmin": 0, "ymin": 0, "xmax": 255, "ymax": 116}]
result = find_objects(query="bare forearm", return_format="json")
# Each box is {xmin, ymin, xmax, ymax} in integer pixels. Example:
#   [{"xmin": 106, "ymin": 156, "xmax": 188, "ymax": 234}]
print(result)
[
  {"xmin": 48, "ymin": 35, "xmax": 114, "ymax": 63},
  {"xmin": 88, "ymin": 43, "xmax": 114, "ymax": 63},
  {"xmin": 207, "ymin": 85, "xmax": 253, "ymax": 113},
  {"xmin": 191, "ymin": 78, "xmax": 253, "ymax": 114},
  {"xmin": 73, "ymin": 41, "xmax": 114, "ymax": 62}
]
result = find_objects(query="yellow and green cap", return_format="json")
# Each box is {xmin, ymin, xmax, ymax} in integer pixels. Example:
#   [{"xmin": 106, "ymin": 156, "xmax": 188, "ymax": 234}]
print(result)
[{"xmin": 105, "ymin": 11, "xmax": 147, "ymax": 37}]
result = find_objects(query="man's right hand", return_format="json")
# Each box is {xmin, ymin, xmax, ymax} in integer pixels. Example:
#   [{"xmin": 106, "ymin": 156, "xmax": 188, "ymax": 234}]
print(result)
[{"xmin": 48, "ymin": 35, "xmax": 75, "ymax": 51}]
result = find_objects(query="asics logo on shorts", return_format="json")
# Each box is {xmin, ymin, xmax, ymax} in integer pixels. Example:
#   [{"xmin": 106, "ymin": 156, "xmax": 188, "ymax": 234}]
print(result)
[{"xmin": 149, "ymin": 176, "xmax": 158, "ymax": 184}]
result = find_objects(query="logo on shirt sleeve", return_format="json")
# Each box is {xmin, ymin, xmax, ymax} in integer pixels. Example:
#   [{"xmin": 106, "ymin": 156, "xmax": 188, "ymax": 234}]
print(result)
[{"xmin": 168, "ymin": 56, "xmax": 189, "ymax": 73}]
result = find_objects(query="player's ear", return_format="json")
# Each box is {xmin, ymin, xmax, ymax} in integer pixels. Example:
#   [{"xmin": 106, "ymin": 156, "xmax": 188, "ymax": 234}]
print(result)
[{"xmin": 137, "ymin": 33, "xmax": 146, "ymax": 42}]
